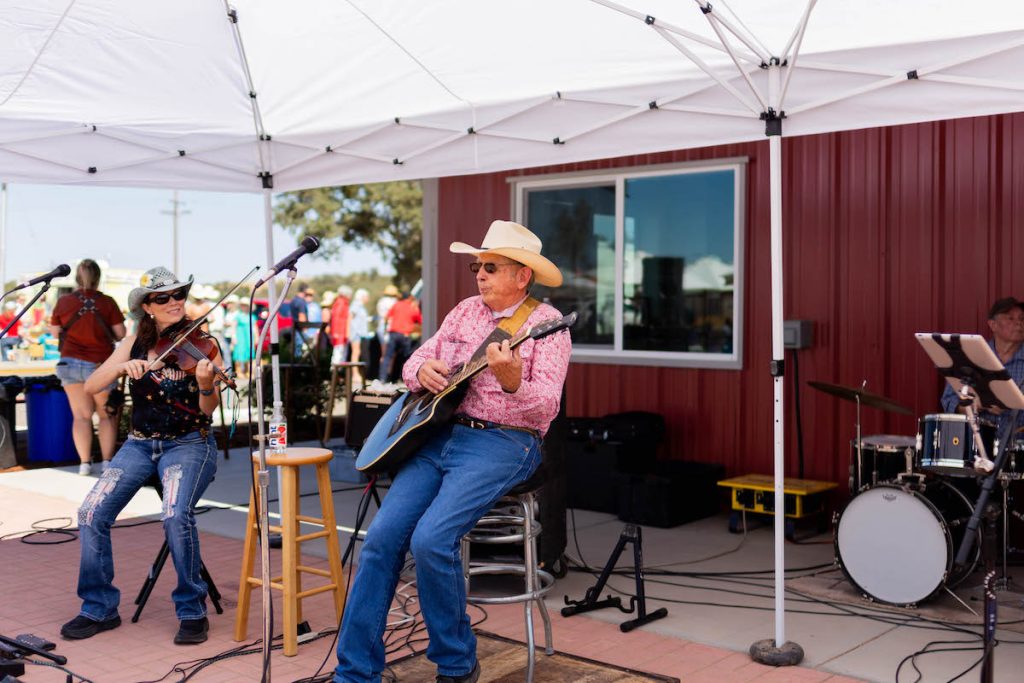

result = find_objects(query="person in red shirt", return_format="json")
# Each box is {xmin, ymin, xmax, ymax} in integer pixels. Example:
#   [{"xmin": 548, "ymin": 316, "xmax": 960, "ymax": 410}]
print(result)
[
  {"xmin": 0, "ymin": 301, "xmax": 22, "ymax": 360},
  {"xmin": 329, "ymin": 285, "xmax": 352, "ymax": 365},
  {"xmin": 378, "ymin": 291, "xmax": 422, "ymax": 382},
  {"xmin": 49, "ymin": 260, "xmax": 126, "ymax": 475}
]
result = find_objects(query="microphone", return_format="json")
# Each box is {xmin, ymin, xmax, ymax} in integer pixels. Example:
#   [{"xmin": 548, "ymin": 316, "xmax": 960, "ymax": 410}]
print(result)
[
  {"xmin": 253, "ymin": 237, "xmax": 320, "ymax": 288},
  {"xmin": 13, "ymin": 263, "xmax": 71, "ymax": 291}
]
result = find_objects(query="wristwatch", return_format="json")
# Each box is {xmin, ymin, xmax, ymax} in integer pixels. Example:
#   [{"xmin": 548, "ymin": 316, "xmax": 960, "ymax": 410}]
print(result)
[{"xmin": 199, "ymin": 387, "xmax": 215, "ymax": 396}]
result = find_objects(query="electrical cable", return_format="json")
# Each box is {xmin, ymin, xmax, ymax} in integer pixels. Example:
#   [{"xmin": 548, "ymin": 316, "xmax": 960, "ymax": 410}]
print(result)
[
  {"xmin": 23, "ymin": 658, "xmax": 96, "ymax": 682},
  {"xmin": 893, "ymin": 639, "xmax": 986, "ymax": 683}
]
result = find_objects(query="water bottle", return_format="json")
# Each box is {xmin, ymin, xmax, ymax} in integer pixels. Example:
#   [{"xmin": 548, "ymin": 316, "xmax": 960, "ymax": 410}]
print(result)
[{"xmin": 269, "ymin": 418, "xmax": 288, "ymax": 454}]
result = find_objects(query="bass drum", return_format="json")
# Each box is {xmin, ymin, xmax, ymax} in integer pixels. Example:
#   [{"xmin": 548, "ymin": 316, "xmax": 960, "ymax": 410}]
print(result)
[{"xmin": 835, "ymin": 481, "xmax": 980, "ymax": 607}]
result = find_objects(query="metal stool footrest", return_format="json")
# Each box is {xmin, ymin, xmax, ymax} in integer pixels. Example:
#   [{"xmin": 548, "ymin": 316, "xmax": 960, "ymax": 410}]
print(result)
[
  {"xmin": 466, "ymin": 564, "xmax": 555, "ymax": 604},
  {"xmin": 464, "ymin": 518, "xmax": 542, "ymax": 544}
]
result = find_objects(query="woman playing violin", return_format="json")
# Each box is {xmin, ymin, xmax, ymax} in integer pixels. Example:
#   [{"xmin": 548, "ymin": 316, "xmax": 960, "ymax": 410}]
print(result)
[{"xmin": 62, "ymin": 267, "xmax": 224, "ymax": 646}]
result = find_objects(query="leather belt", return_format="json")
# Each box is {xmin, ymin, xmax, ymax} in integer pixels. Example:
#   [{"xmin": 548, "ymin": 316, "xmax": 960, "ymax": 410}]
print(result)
[{"xmin": 453, "ymin": 414, "xmax": 540, "ymax": 440}]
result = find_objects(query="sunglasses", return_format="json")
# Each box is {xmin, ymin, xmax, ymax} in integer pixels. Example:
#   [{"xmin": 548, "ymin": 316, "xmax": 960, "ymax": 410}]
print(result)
[
  {"xmin": 146, "ymin": 288, "xmax": 188, "ymax": 305},
  {"xmin": 469, "ymin": 262, "xmax": 520, "ymax": 274}
]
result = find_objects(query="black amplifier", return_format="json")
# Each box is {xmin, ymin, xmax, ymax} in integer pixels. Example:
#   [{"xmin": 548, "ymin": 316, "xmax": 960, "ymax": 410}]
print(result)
[{"xmin": 345, "ymin": 389, "xmax": 404, "ymax": 448}]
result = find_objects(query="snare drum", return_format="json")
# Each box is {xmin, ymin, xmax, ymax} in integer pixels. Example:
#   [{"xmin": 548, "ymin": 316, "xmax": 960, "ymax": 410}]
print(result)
[
  {"xmin": 916, "ymin": 414, "xmax": 996, "ymax": 477},
  {"xmin": 849, "ymin": 435, "xmax": 915, "ymax": 491}
]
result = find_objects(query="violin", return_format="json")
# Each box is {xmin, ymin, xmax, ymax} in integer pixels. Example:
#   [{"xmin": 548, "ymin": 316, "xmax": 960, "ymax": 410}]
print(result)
[
  {"xmin": 152, "ymin": 324, "xmax": 237, "ymax": 390},
  {"xmin": 141, "ymin": 266, "xmax": 259, "ymax": 392}
]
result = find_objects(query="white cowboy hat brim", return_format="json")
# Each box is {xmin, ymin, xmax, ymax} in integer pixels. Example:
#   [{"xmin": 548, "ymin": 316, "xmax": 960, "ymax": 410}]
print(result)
[{"xmin": 449, "ymin": 243, "xmax": 562, "ymax": 287}]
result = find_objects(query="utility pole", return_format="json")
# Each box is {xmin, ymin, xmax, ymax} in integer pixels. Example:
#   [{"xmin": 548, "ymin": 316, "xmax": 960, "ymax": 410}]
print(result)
[{"xmin": 161, "ymin": 191, "xmax": 190, "ymax": 275}]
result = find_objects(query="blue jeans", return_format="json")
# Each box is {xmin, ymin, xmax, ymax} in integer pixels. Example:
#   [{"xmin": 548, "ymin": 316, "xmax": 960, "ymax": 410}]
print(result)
[
  {"xmin": 334, "ymin": 424, "xmax": 541, "ymax": 682},
  {"xmin": 0, "ymin": 337, "xmax": 19, "ymax": 361},
  {"xmin": 75, "ymin": 431, "xmax": 217, "ymax": 622}
]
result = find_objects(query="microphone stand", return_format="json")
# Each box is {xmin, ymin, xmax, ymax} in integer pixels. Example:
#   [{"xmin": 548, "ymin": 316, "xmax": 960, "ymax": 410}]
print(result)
[
  {"xmin": 0, "ymin": 281, "xmax": 51, "ymax": 342},
  {"xmin": 252, "ymin": 267, "xmax": 298, "ymax": 679}
]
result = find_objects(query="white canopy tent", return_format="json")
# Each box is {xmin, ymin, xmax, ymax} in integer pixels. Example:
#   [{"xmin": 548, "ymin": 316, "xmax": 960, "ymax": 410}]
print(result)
[{"xmin": 3, "ymin": 0, "xmax": 1024, "ymax": 664}]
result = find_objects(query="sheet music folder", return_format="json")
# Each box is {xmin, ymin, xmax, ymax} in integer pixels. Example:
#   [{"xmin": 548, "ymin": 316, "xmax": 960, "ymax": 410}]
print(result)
[{"xmin": 915, "ymin": 333, "xmax": 1024, "ymax": 411}]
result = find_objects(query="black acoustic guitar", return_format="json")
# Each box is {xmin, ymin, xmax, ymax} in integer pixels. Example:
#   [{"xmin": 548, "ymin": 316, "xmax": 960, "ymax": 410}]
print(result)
[{"xmin": 355, "ymin": 312, "xmax": 576, "ymax": 473}]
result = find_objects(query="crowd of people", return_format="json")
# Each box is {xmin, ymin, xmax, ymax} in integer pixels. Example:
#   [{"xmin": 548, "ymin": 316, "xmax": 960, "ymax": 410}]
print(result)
[
  {"xmin": 3, "ymin": 271, "xmax": 420, "ymax": 380},
  {"xmin": 287, "ymin": 281, "xmax": 422, "ymax": 388}
]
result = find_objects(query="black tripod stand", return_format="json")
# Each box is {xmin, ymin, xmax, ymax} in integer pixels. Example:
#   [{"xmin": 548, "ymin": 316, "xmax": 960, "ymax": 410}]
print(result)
[
  {"xmin": 342, "ymin": 474, "xmax": 384, "ymax": 567},
  {"xmin": 132, "ymin": 475, "xmax": 223, "ymax": 622}
]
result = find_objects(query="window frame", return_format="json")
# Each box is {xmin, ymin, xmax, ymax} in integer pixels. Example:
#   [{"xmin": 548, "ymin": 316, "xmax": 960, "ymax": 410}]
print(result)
[{"xmin": 511, "ymin": 158, "xmax": 747, "ymax": 370}]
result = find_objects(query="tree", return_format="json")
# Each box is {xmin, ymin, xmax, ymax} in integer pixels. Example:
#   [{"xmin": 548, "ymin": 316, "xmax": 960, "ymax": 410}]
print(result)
[{"xmin": 274, "ymin": 182, "xmax": 422, "ymax": 291}]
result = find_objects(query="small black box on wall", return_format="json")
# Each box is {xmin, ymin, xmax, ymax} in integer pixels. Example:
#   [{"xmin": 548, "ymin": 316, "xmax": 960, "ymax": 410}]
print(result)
[{"xmin": 615, "ymin": 461, "xmax": 726, "ymax": 528}]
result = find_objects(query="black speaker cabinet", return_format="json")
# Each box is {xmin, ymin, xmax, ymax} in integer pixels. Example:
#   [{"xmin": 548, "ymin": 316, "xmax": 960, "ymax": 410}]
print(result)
[{"xmin": 345, "ymin": 390, "xmax": 403, "ymax": 448}]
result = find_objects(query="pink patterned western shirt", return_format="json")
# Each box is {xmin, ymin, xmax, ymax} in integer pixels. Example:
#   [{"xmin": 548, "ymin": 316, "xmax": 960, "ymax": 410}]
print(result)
[{"xmin": 403, "ymin": 295, "xmax": 572, "ymax": 436}]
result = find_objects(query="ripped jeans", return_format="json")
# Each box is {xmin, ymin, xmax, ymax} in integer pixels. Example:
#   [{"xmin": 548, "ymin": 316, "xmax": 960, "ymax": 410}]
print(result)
[{"xmin": 75, "ymin": 431, "xmax": 217, "ymax": 622}]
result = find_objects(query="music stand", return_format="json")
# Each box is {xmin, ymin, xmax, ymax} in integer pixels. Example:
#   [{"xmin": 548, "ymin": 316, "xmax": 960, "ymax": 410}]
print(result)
[{"xmin": 915, "ymin": 333, "xmax": 1024, "ymax": 569}]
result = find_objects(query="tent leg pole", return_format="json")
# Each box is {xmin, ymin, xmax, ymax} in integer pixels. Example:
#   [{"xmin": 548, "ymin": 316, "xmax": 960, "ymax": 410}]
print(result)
[{"xmin": 750, "ymin": 65, "xmax": 803, "ymax": 668}]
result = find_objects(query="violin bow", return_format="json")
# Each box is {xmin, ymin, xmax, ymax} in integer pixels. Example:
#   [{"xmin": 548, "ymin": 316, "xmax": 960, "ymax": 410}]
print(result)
[{"xmin": 147, "ymin": 265, "xmax": 260, "ymax": 372}]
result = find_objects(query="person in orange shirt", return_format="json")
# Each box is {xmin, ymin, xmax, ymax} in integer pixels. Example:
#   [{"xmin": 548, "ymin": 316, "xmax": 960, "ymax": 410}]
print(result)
[{"xmin": 378, "ymin": 291, "xmax": 421, "ymax": 382}]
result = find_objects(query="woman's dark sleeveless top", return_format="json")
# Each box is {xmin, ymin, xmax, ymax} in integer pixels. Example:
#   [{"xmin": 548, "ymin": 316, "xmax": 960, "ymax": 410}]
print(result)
[{"xmin": 129, "ymin": 331, "xmax": 212, "ymax": 439}]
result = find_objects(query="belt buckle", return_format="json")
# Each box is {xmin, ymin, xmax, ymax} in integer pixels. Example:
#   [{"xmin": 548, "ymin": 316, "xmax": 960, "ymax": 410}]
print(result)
[{"xmin": 469, "ymin": 418, "xmax": 487, "ymax": 430}]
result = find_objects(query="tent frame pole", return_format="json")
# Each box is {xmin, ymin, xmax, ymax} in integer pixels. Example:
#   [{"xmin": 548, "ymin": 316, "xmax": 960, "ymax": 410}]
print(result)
[{"xmin": 748, "ymin": 56, "xmax": 804, "ymax": 670}]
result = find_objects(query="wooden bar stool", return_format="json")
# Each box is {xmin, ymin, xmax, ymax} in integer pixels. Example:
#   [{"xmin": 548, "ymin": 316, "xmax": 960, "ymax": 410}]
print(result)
[{"xmin": 234, "ymin": 447, "xmax": 347, "ymax": 656}]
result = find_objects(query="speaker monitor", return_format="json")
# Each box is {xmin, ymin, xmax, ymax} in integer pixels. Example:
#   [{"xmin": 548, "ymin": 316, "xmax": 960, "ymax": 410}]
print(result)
[{"xmin": 345, "ymin": 391, "xmax": 402, "ymax": 448}]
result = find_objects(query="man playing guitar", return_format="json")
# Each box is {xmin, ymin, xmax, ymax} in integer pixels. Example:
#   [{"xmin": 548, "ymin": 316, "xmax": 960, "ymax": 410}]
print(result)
[{"xmin": 334, "ymin": 220, "xmax": 572, "ymax": 683}]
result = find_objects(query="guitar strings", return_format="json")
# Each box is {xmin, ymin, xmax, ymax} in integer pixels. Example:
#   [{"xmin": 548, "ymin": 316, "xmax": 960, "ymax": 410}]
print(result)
[{"xmin": 449, "ymin": 329, "xmax": 531, "ymax": 384}]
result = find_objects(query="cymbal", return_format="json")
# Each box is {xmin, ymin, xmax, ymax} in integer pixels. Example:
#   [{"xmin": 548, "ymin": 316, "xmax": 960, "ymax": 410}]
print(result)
[{"xmin": 807, "ymin": 380, "xmax": 913, "ymax": 415}]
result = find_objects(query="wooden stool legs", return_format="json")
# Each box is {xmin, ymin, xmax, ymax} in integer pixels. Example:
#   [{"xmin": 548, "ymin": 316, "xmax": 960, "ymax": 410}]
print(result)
[{"xmin": 234, "ymin": 459, "xmax": 348, "ymax": 656}]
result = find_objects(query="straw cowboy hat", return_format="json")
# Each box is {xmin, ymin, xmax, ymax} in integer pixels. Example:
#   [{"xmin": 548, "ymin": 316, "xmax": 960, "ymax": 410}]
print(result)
[
  {"xmin": 382, "ymin": 284, "xmax": 400, "ymax": 297},
  {"xmin": 127, "ymin": 266, "xmax": 193, "ymax": 320},
  {"xmin": 449, "ymin": 220, "xmax": 562, "ymax": 287}
]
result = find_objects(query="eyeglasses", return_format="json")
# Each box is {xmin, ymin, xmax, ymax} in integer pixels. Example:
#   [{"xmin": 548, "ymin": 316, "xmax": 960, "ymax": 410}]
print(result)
[
  {"xmin": 146, "ymin": 288, "xmax": 188, "ymax": 305},
  {"xmin": 469, "ymin": 262, "xmax": 519, "ymax": 274}
]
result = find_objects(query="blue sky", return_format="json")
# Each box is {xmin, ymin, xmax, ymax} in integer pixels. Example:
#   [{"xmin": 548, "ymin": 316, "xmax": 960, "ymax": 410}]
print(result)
[{"xmin": 1, "ymin": 184, "xmax": 392, "ymax": 285}]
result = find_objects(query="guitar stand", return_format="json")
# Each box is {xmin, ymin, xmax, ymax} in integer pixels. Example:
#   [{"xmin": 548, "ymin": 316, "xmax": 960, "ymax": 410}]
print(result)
[{"xmin": 561, "ymin": 523, "xmax": 668, "ymax": 632}]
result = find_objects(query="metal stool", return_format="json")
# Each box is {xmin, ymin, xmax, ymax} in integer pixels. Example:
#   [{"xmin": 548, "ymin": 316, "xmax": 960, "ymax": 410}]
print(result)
[
  {"xmin": 233, "ymin": 447, "xmax": 347, "ymax": 656},
  {"xmin": 461, "ymin": 467, "xmax": 554, "ymax": 682}
]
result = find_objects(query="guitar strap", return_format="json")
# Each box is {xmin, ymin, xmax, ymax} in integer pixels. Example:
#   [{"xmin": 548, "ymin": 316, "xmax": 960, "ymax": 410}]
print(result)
[{"xmin": 467, "ymin": 296, "xmax": 541, "ymax": 364}]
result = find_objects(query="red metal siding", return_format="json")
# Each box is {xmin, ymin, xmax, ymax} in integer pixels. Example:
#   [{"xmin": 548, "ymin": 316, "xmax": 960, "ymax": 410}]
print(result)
[{"xmin": 436, "ymin": 113, "xmax": 1024, "ymax": 488}]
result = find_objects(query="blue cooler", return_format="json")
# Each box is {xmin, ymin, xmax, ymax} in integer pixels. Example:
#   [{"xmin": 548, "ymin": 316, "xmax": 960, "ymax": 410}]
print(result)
[{"xmin": 25, "ymin": 376, "xmax": 76, "ymax": 462}]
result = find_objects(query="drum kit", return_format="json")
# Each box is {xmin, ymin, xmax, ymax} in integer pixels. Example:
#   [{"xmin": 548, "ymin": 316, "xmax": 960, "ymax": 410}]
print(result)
[{"xmin": 813, "ymin": 333, "xmax": 1024, "ymax": 609}]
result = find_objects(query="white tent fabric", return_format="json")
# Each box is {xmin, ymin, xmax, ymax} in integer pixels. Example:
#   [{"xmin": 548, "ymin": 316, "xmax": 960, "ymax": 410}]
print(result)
[
  {"xmin": 1, "ymin": 0, "xmax": 1021, "ymax": 192},
  {"xmin": 4, "ymin": 0, "xmax": 1024, "ymax": 659}
]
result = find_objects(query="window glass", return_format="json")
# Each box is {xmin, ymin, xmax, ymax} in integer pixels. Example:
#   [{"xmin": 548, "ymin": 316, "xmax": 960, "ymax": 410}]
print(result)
[
  {"xmin": 525, "ymin": 185, "xmax": 615, "ymax": 346},
  {"xmin": 518, "ymin": 164, "xmax": 741, "ymax": 366},
  {"xmin": 623, "ymin": 171, "xmax": 735, "ymax": 353}
]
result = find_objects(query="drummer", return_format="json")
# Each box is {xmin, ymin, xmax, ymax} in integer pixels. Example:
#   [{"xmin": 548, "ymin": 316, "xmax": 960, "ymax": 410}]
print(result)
[{"xmin": 940, "ymin": 296, "xmax": 1024, "ymax": 439}]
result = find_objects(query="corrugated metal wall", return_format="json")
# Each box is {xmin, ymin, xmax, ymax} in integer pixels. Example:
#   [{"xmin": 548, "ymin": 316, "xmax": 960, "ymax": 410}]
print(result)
[{"xmin": 436, "ymin": 112, "xmax": 1024, "ymax": 487}]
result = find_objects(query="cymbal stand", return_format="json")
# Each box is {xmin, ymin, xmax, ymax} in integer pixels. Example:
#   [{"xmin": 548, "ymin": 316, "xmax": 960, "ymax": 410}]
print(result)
[
  {"xmin": 998, "ymin": 476, "xmax": 1016, "ymax": 591},
  {"xmin": 854, "ymin": 382, "xmax": 863, "ymax": 491}
]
